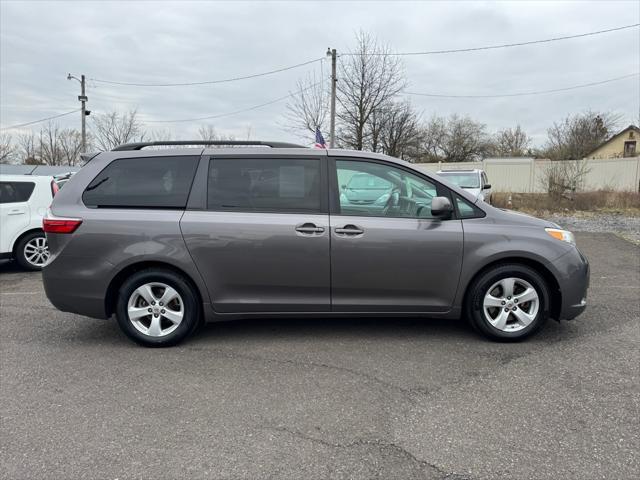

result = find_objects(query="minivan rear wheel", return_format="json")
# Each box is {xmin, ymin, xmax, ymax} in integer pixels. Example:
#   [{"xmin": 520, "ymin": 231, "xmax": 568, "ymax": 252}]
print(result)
[
  {"xmin": 116, "ymin": 269, "xmax": 200, "ymax": 347},
  {"xmin": 465, "ymin": 264, "xmax": 549, "ymax": 341}
]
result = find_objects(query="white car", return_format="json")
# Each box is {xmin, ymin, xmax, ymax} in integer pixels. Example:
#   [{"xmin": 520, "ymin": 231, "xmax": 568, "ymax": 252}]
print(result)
[
  {"xmin": 0, "ymin": 174, "xmax": 60, "ymax": 270},
  {"xmin": 436, "ymin": 169, "xmax": 492, "ymax": 204}
]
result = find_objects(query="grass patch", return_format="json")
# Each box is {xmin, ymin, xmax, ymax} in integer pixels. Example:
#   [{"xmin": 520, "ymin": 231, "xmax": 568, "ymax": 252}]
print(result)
[{"xmin": 491, "ymin": 191, "xmax": 640, "ymax": 216}]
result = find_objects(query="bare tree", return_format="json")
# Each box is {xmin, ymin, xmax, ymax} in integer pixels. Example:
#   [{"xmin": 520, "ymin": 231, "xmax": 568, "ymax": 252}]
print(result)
[
  {"xmin": 148, "ymin": 129, "xmax": 174, "ymax": 142},
  {"xmin": 198, "ymin": 124, "xmax": 220, "ymax": 142},
  {"xmin": 337, "ymin": 31, "xmax": 406, "ymax": 150},
  {"xmin": 541, "ymin": 159, "xmax": 591, "ymax": 197},
  {"xmin": 92, "ymin": 110, "xmax": 144, "ymax": 151},
  {"xmin": 491, "ymin": 125, "xmax": 531, "ymax": 157},
  {"xmin": 378, "ymin": 101, "xmax": 421, "ymax": 160},
  {"xmin": 543, "ymin": 110, "xmax": 620, "ymax": 160},
  {"xmin": 58, "ymin": 129, "xmax": 83, "ymax": 165},
  {"xmin": 417, "ymin": 116, "xmax": 447, "ymax": 162},
  {"xmin": 283, "ymin": 72, "xmax": 328, "ymax": 140},
  {"xmin": 365, "ymin": 106, "xmax": 385, "ymax": 153},
  {"xmin": 0, "ymin": 132, "xmax": 16, "ymax": 164},
  {"xmin": 38, "ymin": 122, "xmax": 65, "ymax": 165},
  {"xmin": 441, "ymin": 115, "xmax": 491, "ymax": 162},
  {"xmin": 197, "ymin": 124, "xmax": 242, "ymax": 144},
  {"xmin": 17, "ymin": 132, "xmax": 40, "ymax": 164},
  {"xmin": 416, "ymin": 115, "xmax": 490, "ymax": 163}
]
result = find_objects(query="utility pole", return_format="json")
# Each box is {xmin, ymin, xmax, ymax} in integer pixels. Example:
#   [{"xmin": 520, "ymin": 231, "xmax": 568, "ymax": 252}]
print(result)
[
  {"xmin": 67, "ymin": 73, "xmax": 90, "ymax": 152},
  {"xmin": 326, "ymin": 47, "xmax": 337, "ymax": 148}
]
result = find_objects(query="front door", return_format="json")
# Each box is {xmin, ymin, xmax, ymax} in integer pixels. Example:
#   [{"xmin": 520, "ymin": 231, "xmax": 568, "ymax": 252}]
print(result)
[
  {"xmin": 181, "ymin": 156, "xmax": 330, "ymax": 313},
  {"xmin": 329, "ymin": 159, "xmax": 464, "ymax": 312},
  {"xmin": 0, "ymin": 181, "xmax": 34, "ymax": 253}
]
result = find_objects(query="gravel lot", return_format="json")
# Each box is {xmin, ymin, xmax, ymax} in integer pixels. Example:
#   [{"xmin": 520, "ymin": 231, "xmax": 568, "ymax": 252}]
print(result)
[
  {"xmin": 547, "ymin": 213, "xmax": 640, "ymax": 244},
  {"xmin": 1, "ymin": 233, "xmax": 639, "ymax": 480}
]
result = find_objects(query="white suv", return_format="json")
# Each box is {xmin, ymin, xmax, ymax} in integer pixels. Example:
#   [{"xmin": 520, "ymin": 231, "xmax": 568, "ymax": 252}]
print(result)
[
  {"xmin": 0, "ymin": 174, "xmax": 59, "ymax": 270},
  {"xmin": 436, "ymin": 169, "xmax": 492, "ymax": 204}
]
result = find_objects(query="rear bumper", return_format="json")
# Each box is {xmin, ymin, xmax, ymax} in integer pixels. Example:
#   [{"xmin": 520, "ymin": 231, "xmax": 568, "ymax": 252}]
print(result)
[
  {"xmin": 555, "ymin": 247, "xmax": 590, "ymax": 320},
  {"xmin": 42, "ymin": 255, "xmax": 112, "ymax": 319}
]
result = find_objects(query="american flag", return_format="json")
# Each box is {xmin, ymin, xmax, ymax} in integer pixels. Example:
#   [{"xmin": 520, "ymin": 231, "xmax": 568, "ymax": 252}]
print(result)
[{"xmin": 314, "ymin": 127, "xmax": 327, "ymax": 149}]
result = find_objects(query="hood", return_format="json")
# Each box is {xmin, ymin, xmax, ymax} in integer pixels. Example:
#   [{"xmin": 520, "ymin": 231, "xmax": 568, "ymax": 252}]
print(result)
[
  {"xmin": 488, "ymin": 206, "xmax": 558, "ymax": 228},
  {"xmin": 461, "ymin": 187, "xmax": 482, "ymax": 198}
]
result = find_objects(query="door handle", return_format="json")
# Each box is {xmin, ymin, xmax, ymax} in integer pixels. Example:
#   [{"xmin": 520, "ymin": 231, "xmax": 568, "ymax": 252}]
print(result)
[
  {"xmin": 8, "ymin": 209, "xmax": 25, "ymax": 216},
  {"xmin": 335, "ymin": 224, "xmax": 364, "ymax": 235},
  {"xmin": 295, "ymin": 223, "xmax": 325, "ymax": 234}
]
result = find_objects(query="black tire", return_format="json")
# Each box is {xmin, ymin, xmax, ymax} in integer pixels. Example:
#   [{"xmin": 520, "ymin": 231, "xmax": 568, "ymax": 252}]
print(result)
[
  {"xmin": 465, "ymin": 264, "xmax": 550, "ymax": 341},
  {"xmin": 115, "ymin": 269, "xmax": 201, "ymax": 347},
  {"xmin": 15, "ymin": 231, "xmax": 48, "ymax": 271}
]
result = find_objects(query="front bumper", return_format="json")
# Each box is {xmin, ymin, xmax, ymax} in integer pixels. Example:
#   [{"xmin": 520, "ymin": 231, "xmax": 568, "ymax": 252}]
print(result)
[{"xmin": 555, "ymin": 246, "xmax": 590, "ymax": 320}]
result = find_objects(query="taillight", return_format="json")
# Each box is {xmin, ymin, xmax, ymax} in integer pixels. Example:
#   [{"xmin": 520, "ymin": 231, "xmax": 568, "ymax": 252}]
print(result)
[
  {"xmin": 51, "ymin": 180, "xmax": 60, "ymax": 197},
  {"xmin": 43, "ymin": 210, "xmax": 82, "ymax": 234}
]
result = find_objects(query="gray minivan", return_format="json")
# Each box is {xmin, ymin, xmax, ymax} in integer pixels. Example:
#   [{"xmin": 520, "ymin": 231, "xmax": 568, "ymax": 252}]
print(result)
[{"xmin": 42, "ymin": 141, "xmax": 589, "ymax": 347}]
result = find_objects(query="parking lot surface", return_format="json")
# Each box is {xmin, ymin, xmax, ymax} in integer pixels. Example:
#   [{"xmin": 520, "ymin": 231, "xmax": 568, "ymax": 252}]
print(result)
[{"xmin": 1, "ymin": 233, "xmax": 638, "ymax": 480}]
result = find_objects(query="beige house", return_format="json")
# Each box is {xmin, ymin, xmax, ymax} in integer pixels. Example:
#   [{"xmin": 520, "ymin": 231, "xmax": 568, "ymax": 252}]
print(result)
[{"xmin": 585, "ymin": 125, "xmax": 639, "ymax": 159}]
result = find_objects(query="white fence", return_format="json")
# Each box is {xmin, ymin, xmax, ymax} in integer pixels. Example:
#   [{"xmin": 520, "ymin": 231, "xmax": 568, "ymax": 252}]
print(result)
[{"xmin": 415, "ymin": 157, "xmax": 640, "ymax": 193}]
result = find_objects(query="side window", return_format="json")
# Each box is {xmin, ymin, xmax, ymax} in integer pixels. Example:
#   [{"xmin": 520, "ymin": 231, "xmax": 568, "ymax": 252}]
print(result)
[
  {"xmin": 455, "ymin": 194, "xmax": 485, "ymax": 219},
  {"xmin": 207, "ymin": 158, "xmax": 321, "ymax": 213},
  {"xmin": 0, "ymin": 182, "xmax": 35, "ymax": 204},
  {"xmin": 83, "ymin": 156, "xmax": 199, "ymax": 208},
  {"xmin": 336, "ymin": 160, "xmax": 438, "ymax": 218}
]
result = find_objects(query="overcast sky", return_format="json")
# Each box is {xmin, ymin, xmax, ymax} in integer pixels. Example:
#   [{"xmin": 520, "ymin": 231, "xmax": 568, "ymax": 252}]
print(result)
[{"xmin": 1, "ymin": 0, "xmax": 639, "ymax": 147}]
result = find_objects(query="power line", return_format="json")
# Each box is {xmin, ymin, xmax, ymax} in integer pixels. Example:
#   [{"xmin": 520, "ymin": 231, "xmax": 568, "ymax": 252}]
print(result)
[
  {"xmin": 342, "ymin": 23, "xmax": 639, "ymax": 56},
  {"xmin": 405, "ymin": 73, "xmax": 639, "ymax": 98},
  {"xmin": 0, "ymin": 109, "xmax": 80, "ymax": 131},
  {"xmin": 90, "ymin": 57, "xmax": 325, "ymax": 87},
  {"xmin": 143, "ymin": 82, "xmax": 322, "ymax": 123}
]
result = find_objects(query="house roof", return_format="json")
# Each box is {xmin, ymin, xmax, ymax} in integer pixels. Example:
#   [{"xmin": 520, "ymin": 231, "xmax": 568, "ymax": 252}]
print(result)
[{"xmin": 585, "ymin": 124, "xmax": 640, "ymax": 157}]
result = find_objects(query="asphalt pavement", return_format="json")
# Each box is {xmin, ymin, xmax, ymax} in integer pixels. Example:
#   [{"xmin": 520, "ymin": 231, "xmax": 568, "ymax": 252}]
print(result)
[{"xmin": 1, "ymin": 233, "xmax": 638, "ymax": 480}]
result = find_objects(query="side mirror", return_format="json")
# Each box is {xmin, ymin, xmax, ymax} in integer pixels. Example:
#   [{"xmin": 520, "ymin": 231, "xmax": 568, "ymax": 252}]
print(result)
[
  {"xmin": 341, "ymin": 184, "xmax": 347, "ymax": 190},
  {"xmin": 483, "ymin": 183, "xmax": 491, "ymax": 189},
  {"xmin": 431, "ymin": 196, "xmax": 453, "ymax": 218}
]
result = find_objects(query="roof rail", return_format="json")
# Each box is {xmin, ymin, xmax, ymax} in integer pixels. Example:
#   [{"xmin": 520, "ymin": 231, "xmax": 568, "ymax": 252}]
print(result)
[{"xmin": 112, "ymin": 140, "xmax": 305, "ymax": 151}]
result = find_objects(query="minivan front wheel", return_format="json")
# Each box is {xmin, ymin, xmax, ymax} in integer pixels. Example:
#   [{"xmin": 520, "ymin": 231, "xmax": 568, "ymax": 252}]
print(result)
[
  {"xmin": 466, "ymin": 264, "xmax": 549, "ymax": 341},
  {"xmin": 116, "ymin": 269, "xmax": 200, "ymax": 347}
]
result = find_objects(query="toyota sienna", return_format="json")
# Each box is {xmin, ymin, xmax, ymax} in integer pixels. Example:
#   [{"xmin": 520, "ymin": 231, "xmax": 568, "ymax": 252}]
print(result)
[{"xmin": 42, "ymin": 141, "xmax": 589, "ymax": 347}]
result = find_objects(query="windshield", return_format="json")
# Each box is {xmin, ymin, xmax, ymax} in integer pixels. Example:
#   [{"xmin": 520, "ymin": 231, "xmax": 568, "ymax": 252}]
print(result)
[
  {"xmin": 347, "ymin": 174, "xmax": 392, "ymax": 190},
  {"xmin": 438, "ymin": 172, "xmax": 480, "ymax": 188}
]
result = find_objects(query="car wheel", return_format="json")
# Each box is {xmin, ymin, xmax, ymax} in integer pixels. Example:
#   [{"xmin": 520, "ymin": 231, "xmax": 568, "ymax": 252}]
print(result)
[
  {"xmin": 116, "ymin": 269, "xmax": 200, "ymax": 347},
  {"xmin": 465, "ymin": 264, "xmax": 549, "ymax": 341},
  {"xmin": 15, "ymin": 231, "xmax": 49, "ymax": 271}
]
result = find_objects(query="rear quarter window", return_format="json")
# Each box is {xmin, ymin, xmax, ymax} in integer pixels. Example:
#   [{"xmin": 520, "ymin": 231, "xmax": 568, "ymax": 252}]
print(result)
[
  {"xmin": 0, "ymin": 181, "xmax": 36, "ymax": 204},
  {"xmin": 82, "ymin": 156, "xmax": 199, "ymax": 208}
]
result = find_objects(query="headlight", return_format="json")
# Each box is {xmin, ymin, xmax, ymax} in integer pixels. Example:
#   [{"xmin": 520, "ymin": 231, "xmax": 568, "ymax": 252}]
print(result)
[{"xmin": 545, "ymin": 228, "xmax": 575, "ymax": 245}]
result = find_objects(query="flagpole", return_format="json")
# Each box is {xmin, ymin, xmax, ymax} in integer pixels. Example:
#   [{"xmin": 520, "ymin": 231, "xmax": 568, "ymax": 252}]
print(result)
[{"xmin": 326, "ymin": 48, "xmax": 337, "ymax": 148}]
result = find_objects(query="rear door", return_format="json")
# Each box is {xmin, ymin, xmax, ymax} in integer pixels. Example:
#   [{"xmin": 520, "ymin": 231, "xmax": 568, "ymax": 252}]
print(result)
[
  {"xmin": 329, "ymin": 158, "xmax": 464, "ymax": 312},
  {"xmin": 0, "ymin": 181, "xmax": 34, "ymax": 253},
  {"xmin": 181, "ymin": 154, "xmax": 330, "ymax": 313}
]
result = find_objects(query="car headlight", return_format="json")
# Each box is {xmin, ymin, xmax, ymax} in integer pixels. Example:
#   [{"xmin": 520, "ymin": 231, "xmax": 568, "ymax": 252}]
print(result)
[{"xmin": 545, "ymin": 228, "xmax": 575, "ymax": 245}]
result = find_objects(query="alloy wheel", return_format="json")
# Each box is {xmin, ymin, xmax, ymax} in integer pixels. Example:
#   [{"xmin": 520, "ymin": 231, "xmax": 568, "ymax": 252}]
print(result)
[
  {"xmin": 23, "ymin": 236, "xmax": 49, "ymax": 267},
  {"xmin": 127, "ymin": 282, "xmax": 184, "ymax": 337},
  {"xmin": 482, "ymin": 277, "xmax": 539, "ymax": 332}
]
